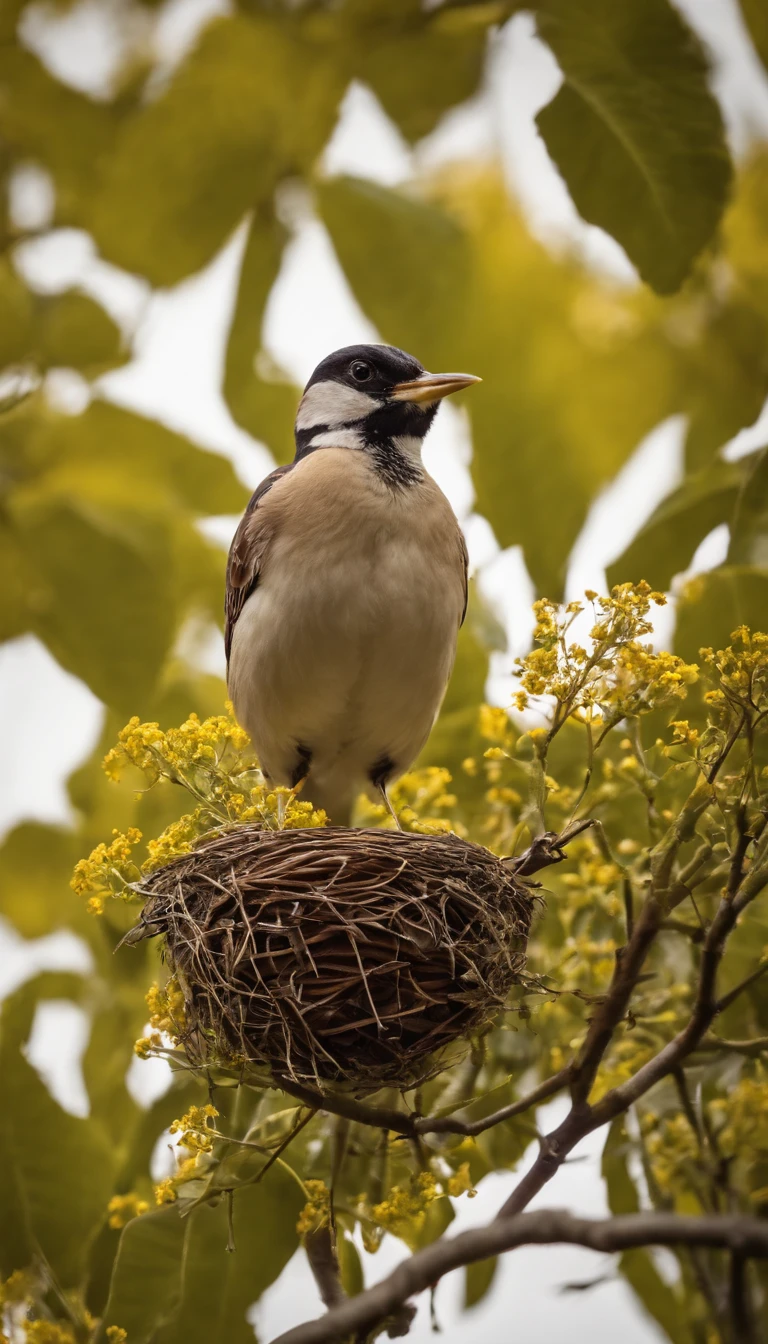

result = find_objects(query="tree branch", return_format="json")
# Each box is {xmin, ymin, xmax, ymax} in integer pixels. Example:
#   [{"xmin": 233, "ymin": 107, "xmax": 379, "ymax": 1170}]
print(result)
[{"xmin": 269, "ymin": 1211, "xmax": 768, "ymax": 1344}]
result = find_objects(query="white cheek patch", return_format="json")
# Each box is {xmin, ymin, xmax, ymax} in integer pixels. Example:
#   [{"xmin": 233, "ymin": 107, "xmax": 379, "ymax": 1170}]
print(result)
[
  {"xmin": 296, "ymin": 379, "xmax": 378, "ymax": 431},
  {"xmin": 391, "ymin": 435, "xmax": 424, "ymax": 464},
  {"xmin": 308, "ymin": 427, "xmax": 366, "ymax": 451}
]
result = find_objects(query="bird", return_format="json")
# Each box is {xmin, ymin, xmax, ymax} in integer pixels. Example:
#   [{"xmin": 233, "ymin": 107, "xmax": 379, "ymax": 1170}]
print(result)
[{"xmin": 225, "ymin": 343, "xmax": 480, "ymax": 825}]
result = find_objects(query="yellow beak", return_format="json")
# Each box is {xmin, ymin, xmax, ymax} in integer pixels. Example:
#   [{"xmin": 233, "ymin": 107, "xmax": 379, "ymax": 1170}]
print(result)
[{"xmin": 392, "ymin": 371, "xmax": 481, "ymax": 404}]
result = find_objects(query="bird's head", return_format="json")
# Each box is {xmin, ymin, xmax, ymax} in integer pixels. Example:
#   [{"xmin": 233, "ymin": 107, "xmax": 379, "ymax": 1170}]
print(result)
[{"xmin": 294, "ymin": 344, "xmax": 480, "ymax": 482}]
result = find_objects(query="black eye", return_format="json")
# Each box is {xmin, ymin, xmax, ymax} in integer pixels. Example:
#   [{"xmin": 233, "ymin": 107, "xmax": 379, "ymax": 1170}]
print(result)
[{"xmin": 350, "ymin": 360, "xmax": 372, "ymax": 382}]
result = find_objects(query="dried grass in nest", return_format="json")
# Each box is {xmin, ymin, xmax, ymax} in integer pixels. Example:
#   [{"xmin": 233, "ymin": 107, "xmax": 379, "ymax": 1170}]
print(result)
[{"xmin": 132, "ymin": 825, "xmax": 536, "ymax": 1092}]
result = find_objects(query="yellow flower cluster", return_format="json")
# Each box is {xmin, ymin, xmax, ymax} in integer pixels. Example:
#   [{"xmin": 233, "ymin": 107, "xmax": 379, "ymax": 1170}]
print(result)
[
  {"xmin": 24, "ymin": 1326, "xmax": 75, "ymax": 1344},
  {"xmin": 711, "ymin": 1076, "xmax": 768, "ymax": 1162},
  {"xmin": 356, "ymin": 766, "xmax": 459, "ymax": 833},
  {"xmin": 445, "ymin": 1161, "xmax": 476, "ymax": 1198},
  {"xmin": 77, "ymin": 708, "xmax": 328, "ymax": 903},
  {"xmin": 643, "ymin": 1111, "xmax": 699, "ymax": 1196},
  {"xmin": 0, "ymin": 1270, "xmax": 32, "ymax": 1308},
  {"xmin": 107, "ymin": 1192, "xmax": 149, "ymax": 1229},
  {"xmin": 363, "ymin": 1165, "xmax": 476, "ymax": 1250},
  {"xmin": 700, "ymin": 627, "xmax": 768, "ymax": 721},
  {"xmin": 296, "ymin": 1179, "xmax": 331, "ymax": 1236},
  {"xmin": 70, "ymin": 828, "xmax": 143, "ymax": 914},
  {"xmin": 154, "ymin": 1155, "xmax": 200, "ymax": 1206},
  {"xmin": 512, "ymin": 583, "xmax": 696, "ymax": 723},
  {"xmin": 103, "ymin": 712, "xmax": 251, "ymax": 784},
  {"xmin": 169, "ymin": 1104, "xmax": 219, "ymax": 1155},
  {"xmin": 145, "ymin": 978, "xmax": 186, "ymax": 1042},
  {"xmin": 106, "ymin": 1330, "xmax": 128, "ymax": 1344},
  {"xmin": 370, "ymin": 1171, "xmax": 441, "ymax": 1247}
]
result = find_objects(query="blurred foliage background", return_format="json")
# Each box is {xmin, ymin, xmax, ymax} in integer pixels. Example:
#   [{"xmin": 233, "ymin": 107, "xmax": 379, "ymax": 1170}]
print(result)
[{"xmin": 2, "ymin": 0, "xmax": 768, "ymax": 1341}]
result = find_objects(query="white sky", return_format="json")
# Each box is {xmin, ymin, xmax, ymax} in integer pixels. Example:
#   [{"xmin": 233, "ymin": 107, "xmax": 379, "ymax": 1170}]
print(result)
[{"xmin": 2, "ymin": 3, "xmax": 768, "ymax": 1339}]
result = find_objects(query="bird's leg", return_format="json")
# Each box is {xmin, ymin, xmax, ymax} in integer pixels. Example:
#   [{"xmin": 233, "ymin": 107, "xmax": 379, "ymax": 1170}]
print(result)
[{"xmin": 379, "ymin": 783, "xmax": 402, "ymax": 831}]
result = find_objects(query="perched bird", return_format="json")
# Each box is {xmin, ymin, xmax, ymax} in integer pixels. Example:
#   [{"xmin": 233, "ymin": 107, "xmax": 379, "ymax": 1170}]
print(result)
[{"xmin": 225, "ymin": 343, "xmax": 480, "ymax": 824}]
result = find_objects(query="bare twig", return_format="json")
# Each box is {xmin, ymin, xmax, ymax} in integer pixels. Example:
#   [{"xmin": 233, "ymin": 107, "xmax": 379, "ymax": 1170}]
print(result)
[{"xmin": 269, "ymin": 1211, "xmax": 768, "ymax": 1344}]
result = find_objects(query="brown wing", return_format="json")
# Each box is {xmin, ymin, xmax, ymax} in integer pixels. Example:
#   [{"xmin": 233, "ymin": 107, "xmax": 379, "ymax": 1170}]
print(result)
[{"xmin": 224, "ymin": 465, "xmax": 293, "ymax": 664}]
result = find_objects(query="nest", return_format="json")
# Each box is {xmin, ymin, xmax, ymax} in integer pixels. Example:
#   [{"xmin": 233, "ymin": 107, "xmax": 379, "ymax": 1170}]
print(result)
[{"xmin": 132, "ymin": 826, "xmax": 536, "ymax": 1092}]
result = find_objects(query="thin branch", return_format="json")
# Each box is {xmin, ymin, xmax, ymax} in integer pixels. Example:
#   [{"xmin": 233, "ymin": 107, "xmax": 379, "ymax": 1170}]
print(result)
[
  {"xmin": 269, "ymin": 1211, "xmax": 768, "ymax": 1344},
  {"xmin": 273, "ymin": 1067, "xmax": 573, "ymax": 1140},
  {"xmin": 694, "ymin": 1035, "xmax": 768, "ymax": 1058}
]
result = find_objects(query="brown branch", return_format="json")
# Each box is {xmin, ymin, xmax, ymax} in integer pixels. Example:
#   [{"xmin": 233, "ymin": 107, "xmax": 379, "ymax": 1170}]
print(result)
[
  {"xmin": 274, "ymin": 1067, "xmax": 572, "ymax": 1140},
  {"xmin": 497, "ymin": 814, "xmax": 768, "ymax": 1219},
  {"xmin": 694, "ymin": 1035, "xmax": 768, "ymax": 1058},
  {"xmin": 304, "ymin": 1227, "xmax": 346, "ymax": 1311},
  {"xmin": 270, "ymin": 1211, "xmax": 768, "ymax": 1344},
  {"xmin": 509, "ymin": 819, "xmax": 595, "ymax": 877}
]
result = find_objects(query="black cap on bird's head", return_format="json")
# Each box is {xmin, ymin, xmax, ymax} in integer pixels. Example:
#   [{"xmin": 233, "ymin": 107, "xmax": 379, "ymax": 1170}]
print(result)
[{"xmin": 294, "ymin": 344, "xmax": 480, "ymax": 477}]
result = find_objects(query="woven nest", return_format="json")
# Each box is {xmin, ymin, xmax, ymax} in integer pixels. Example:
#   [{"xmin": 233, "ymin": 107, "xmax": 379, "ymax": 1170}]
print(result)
[{"xmin": 132, "ymin": 826, "xmax": 536, "ymax": 1091}]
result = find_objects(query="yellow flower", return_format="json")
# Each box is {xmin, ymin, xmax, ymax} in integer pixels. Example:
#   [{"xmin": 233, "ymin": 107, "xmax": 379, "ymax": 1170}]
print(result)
[
  {"xmin": 24, "ymin": 1326, "xmax": 75, "ymax": 1344},
  {"xmin": 446, "ymin": 1162, "xmax": 476, "ymax": 1198},
  {"xmin": 169, "ymin": 1104, "xmax": 219, "ymax": 1154},
  {"xmin": 133, "ymin": 1033, "xmax": 162, "ymax": 1059},
  {"xmin": 146, "ymin": 977, "xmax": 186, "ymax": 1041},
  {"xmin": 0, "ymin": 1269, "xmax": 32, "ymax": 1307},
  {"xmin": 71, "ymin": 829, "xmax": 143, "ymax": 903},
  {"xmin": 107, "ymin": 1193, "xmax": 149, "ymax": 1230},
  {"xmin": 296, "ymin": 1180, "xmax": 331, "ymax": 1236},
  {"xmin": 106, "ymin": 1330, "xmax": 128, "ymax": 1344}
]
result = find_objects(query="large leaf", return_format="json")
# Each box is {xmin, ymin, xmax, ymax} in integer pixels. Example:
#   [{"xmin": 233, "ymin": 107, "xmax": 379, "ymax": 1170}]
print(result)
[
  {"xmin": 728, "ymin": 445, "xmax": 768, "ymax": 568},
  {"xmin": 0, "ymin": 974, "xmax": 115, "ymax": 1286},
  {"xmin": 674, "ymin": 566, "xmax": 768, "ymax": 663},
  {"xmin": 602, "ymin": 1118, "xmax": 690, "ymax": 1344},
  {"xmin": 0, "ymin": 47, "xmax": 117, "ymax": 223},
  {"xmin": 223, "ymin": 208, "xmax": 297, "ymax": 461},
  {"xmin": 37, "ymin": 291, "xmax": 125, "ymax": 374},
  {"xmin": 88, "ymin": 14, "xmax": 344, "ymax": 284},
  {"xmin": 158, "ymin": 1175, "xmax": 303, "ymax": 1344},
  {"xmin": 738, "ymin": 0, "xmax": 768, "ymax": 73},
  {"xmin": 17, "ymin": 500, "xmax": 173, "ymax": 711},
  {"xmin": 98, "ymin": 1208, "xmax": 188, "ymax": 1344},
  {"xmin": 0, "ymin": 257, "xmax": 34, "ymax": 369},
  {"xmin": 535, "ymin": 0, "xmax": 732, "ymax": 293},
  {"xmin": 0, "ymin": 822, "xmax": 82, "ymax": 938},
  {"xmin": 318, "ymin": 174, "xmax": 472, "ymax": 371},
  {"xmin": 344, "ymin": 0, "xmax": 488, "ymax": 142},
  {"xmin": 607, "ymin": 457, "xmax": 749, "ymax": 591},
  {"xmin": 101, "ymin": 1170, "xmax": 302, "ymax": 1344},
  {"xmin": 320, "ymin": 173, "xmax": 677, "ymax": 595}
]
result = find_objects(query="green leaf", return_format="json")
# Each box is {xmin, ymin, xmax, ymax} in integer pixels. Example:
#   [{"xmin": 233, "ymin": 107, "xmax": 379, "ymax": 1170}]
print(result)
[
  {"xmin": 157, "ymin": 1174, "xmax": 303, "ymax": 1344},
  {"xmin": 346, "ymin": 0, "xmax": 487, "ymax": 142},
  {"xmin": 338, "ymin": 1230, "xmax": 364, "ymax": 1297},
  {"xmin": 37, "ymin": 291, "xmax": 125, "ymax": 374},
  {"xmin": 728, "ymin": 446, "xmax": 768, "ymax": 567},
  {"xmin": 223, "ymin": 209, "xmax": 298, "ymax": 462},
  {"xmin": 464, "ymin": 1255, "xmax": 497, "ymax": 1309},
  {"xmin": 0, "ymin": 822, "xmax": 81, "ymax": 938},
  {"xmin": 0, "ymin": 974, "xmax": 115, "ymax": 1286},
  {"xmin": 0, "ymin": 48, "xmax": 117, "ymax": 223},
  {"xmin": 602, "ymin": 1119, "xmax": 690, "ymax": 1344},
  {"xmin": 535, "ymin": 0, "xmax": 733, "ymax": 293},
  {"xmin": 318, "ymin": 175, "xmax": 472, "ymax": 370},
  {"xmin": 32, "ymin": 399, "xmax": 248, "ymax": 519},
  {"xmin": 738, "ymin": 0, "xmax": 768, "ymax": 73},
  {"xmin": 19, "ymin": 500, "xmax": 173, "ymax": 711},
  {"xmin": 606, "ymin": 457, "xmax": 748, "ymax": 591},
  {"xmin": 88, "ymin": 15, "xmax": 344, "ymax": 284},
  {"xmin": 99, "ymin": 1207, "xmax": 188, "ymax": 1344},
  {"xmin": 674, "ymin": 566, "xmax": 768, "ymax": 663},
  {"xmin": 0, "ymin": 256, "xmax": 34, "ymax": 369}
]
